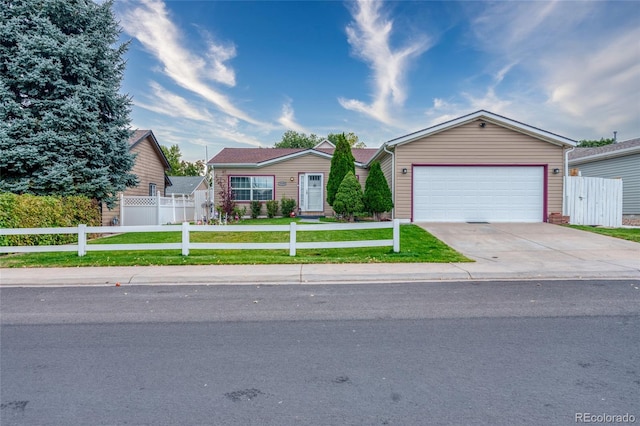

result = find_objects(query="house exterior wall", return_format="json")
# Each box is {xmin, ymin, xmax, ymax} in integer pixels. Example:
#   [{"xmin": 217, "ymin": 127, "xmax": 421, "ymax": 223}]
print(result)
[
  {"xmin": 213, "ymin": 153, "xmax": 369, "ymax": 216},
  {"xmin": 101, "ymin": 136, "xmax": 168, "ymax": 226},
  {"xmin": 572, "ymin": 153, "xmax": 640, "ymax": 214},
  {"xmin": 393, "ymin": 120, "xmax": 566, "ymax": 220}
]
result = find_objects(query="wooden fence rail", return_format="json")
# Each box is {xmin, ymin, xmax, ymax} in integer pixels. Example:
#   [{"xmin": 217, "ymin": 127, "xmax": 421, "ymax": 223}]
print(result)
[{"xmin": 0, "ymin": 220, "xmax": 401, "ymax": 257}]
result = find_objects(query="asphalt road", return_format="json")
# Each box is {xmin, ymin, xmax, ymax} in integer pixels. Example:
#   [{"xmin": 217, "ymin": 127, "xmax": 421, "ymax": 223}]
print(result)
[{"xmin": 1, "ymin": 280, "xmax": 639, "ymax": 426}]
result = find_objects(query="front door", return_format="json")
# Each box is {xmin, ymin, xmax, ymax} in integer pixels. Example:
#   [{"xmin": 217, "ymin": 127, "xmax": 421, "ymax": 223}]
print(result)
[{"xmin": 299, "ymin": 173, "xmax": 323, "ymax": 212}]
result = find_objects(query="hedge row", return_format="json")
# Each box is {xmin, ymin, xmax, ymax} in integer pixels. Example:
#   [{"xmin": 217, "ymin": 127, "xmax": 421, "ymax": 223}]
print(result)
[{"xmin": 0, "ymin": 193, "xmax": 100, "ymax": 246}]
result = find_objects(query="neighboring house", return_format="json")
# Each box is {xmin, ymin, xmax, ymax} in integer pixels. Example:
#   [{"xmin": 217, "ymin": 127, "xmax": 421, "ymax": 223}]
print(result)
[
  {"xmin": 165, "ymin": 175, "xmax": 209, "ymax": 197},
  {"xmin": 568, "ymin": 138, "xmax": 640, "ymax": 217},
  {"xmin": 101, "ymin": 129, "xmax": 171, "ymax": 226},
  {"xmin": 209, "ymin": 110, "xmax": 577, "ymax": 222},
  {"xmin": 209, "ymin": 140, "xmax": 378, "ymax": 216}
]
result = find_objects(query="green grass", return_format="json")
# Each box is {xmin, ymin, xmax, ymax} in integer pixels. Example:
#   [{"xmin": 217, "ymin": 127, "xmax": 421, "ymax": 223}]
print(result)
[
  {"xmin": 0, "ymin": 223, "xmax": 471, "ymax": 267},
  {"xmin": 568, "ymin": 225, "xmax": 640, "ymax": 243}
]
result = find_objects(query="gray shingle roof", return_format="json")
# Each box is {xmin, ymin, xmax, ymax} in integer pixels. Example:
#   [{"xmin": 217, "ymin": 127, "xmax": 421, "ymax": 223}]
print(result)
[
  {"xmin": 568, "ymin": 138, "xmax": 640, "ymax": 162},
  {"xmin": 165, "ymin": 176, "xmax": 207, "ymax": 195},
  {"xmin": 208, "ymin": 147, "xmax": 378, "ymax": 166}
]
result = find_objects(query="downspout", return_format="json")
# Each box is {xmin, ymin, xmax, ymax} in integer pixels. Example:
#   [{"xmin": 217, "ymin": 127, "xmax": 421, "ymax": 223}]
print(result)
[
  {"xmin": 563, "ymin": 146, "xmax": 576, "ymax": 215},
  {"xmin": 383, "ymin": 144, "xmax": 395, "ymax": 219}
]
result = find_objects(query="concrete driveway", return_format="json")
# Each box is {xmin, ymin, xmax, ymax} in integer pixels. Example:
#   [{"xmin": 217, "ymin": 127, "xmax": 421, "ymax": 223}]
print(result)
[{"xmin": 418, "ymin": 223, "xmax": 640, "ymax": 279}]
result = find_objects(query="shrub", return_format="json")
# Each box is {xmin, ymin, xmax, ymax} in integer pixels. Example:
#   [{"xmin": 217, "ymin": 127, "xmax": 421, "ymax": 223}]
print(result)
[
  {"xmin": 0, "ymin": 193, "xmax": 100, "ymax": 246},
  {"xmin": 250, "ymin": 200, "xmax": 263, "ymax": 219},
  {"xmin": 233, "ymin": 206, "xmax": 247, "ymax": 220},
  {"xmin": 280, "ymin": 196, "xmax": 296, "ymax": 217},
  {"xmin": 266, "ymin": 200, "xmax": 279, "ymax": 218},
  {"xmin": 332, "ymin": 172, "xmax": 364, "ymax": 222}
]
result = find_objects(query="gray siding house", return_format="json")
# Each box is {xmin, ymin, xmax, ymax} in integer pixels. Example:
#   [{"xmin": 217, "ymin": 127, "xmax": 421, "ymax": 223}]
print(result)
[{"xmin": 568, "ymin": 138, "xmax": 640, "ymax": 217}]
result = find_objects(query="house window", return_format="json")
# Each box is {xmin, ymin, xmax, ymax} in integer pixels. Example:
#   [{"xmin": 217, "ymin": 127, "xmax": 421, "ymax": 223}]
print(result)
[
  {"xmin": 230, "ymin": 176, "xmax": 274, "ymax": 201},
  {"xmin": 149, "ymin": 183, "xmax": 157, "ymax": 196}
]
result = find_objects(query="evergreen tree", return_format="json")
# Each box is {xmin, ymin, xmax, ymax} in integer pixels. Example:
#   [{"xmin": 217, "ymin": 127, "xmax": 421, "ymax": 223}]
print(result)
[
  {"xmin": 332, "ymin": 171, "xmax": 364, "ymax": 222},
  {"xmin": 326, "ymin": 133, "xmax": 355, "ymax": 206},
  {"xmin": 363, "ymin": 161, "xmax": 393, "ymax": 220},
  {"xmin": 0, "ymin": 0, "xmax": 136, "ymax": 207}
]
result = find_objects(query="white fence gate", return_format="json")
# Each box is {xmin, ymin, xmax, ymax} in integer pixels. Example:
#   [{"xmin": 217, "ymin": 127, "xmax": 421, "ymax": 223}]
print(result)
[
  {"xmin": 564, "ymin": 176, "xmax": 623, "ymax": 227},
  {"xmin": 120, "ymin": 190, "xmax": 212, "ymax": 226}
]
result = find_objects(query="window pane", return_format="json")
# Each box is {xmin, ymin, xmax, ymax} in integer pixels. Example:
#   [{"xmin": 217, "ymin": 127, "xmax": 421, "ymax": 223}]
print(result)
[
  {"xmin": 253, "ymin": 189, "xmax": 273, "ymax": 201},
  {"xmin": 230, "ymin": 177, "xmax": 250, "ymax": 189},
  {"xmin": 233, "ymin": 189, "xmax": 251, "ymax": 201},
  {"xmin": 252, "ymin": 177, "xmax": 271, "ymax": 189}
]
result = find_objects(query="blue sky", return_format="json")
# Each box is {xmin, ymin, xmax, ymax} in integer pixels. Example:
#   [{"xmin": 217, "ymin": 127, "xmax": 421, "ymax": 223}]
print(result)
[{"xmin": 114, "ymin": 0, "xmax": 640, "ymax": 161}]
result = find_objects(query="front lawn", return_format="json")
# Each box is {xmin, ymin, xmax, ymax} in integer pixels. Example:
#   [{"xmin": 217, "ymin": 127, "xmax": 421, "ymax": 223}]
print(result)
[
  {"xmin": 0, "ymin": 223, "xmax": 471, "ymax": 267},
  {"xmin": 568, "ymin": 225, "xmax": 640, "ymax": 243}
]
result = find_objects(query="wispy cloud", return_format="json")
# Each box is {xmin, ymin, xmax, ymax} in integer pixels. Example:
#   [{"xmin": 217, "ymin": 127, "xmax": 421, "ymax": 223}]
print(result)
[
  {"xmin": 339, "ymin": 0, "xmax": 430, "ymax": 126},
  {"xmin": 277, "ymin": 99, "xmax": 310, "ymax": 134},
  {"xmin": 135, "ymin": 82, "xmax": 213, "ymax": 122},
  {"xmin": 425, "ymin": 1, "xmax": 639, "ymax": 139},
  {"xmin": 119, "ymin": 0, "xmax": 265, "ymax": 126}
]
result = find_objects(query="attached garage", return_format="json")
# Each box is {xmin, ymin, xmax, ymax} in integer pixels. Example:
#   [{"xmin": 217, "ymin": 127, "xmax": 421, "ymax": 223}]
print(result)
[{"xmin": 413, "ymin": 166, "xmax": 545, "ymax": 222}]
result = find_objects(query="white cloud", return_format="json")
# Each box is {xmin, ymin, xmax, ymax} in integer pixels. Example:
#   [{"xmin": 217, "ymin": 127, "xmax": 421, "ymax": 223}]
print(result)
[
  {"xmin": 339, "ymin": 0, "xmax": 430, "ymax": 126},
  {"xmin": 135, "ymin": 82, "xmax": 213, "ymax": 122},
  {"xmin": 277, "ymin": 100, "xmax": 309, "ymax": 134},
  {"xmin": 119, "ymin": 0, "xmax": 266, "ymax": 126},
  {"xmin": 434, "ymin": 1, "xmax": 640, "ymax": 139}
]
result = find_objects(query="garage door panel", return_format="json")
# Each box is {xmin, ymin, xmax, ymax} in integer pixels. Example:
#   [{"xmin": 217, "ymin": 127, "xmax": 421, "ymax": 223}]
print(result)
[{"xmin": 413, "ymin": 166, "xmax": 543, "ymax": 222}]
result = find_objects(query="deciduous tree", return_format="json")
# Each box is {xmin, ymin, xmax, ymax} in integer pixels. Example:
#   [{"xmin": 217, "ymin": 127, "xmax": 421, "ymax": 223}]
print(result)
[
  {"xmin": 578, "ymin": 138, "xmax": 615, "ymax": 147},
  {"xmin": 161, "ymin": 144, "xmax": 205, "ymax": 176},
  {"xmin": 274, "ymin": 130, "xmax": 323, "ymax": 148},
  {"xmin": 327, "ymin": 132, "xmax": 366, "ymax": 148}
]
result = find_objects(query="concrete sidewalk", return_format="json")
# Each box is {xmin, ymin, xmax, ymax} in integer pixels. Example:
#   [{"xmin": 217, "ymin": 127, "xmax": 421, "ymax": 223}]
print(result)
[
  {"xmin": 1, "ymin": 259, "xmax": 639, "ymax": 287},
  {"xmin": 1, "ymin": 223, "xmax": 639, "ymax": 286}
]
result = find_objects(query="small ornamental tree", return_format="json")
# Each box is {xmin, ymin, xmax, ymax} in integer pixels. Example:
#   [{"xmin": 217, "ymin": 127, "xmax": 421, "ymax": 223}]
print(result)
[
  {"xmin": 363, "ymin": 161, "xmax": 393, "ymax": 220},
  {"xmin": 332, "ymin": 171, "xmax": 364, "ymax": 222},
  {"xmin": 215, "ymin": 174, "xmax": 236, "ymax": 220},
  {"xmin": 326, "ymin": 133, "xmax": 355, "ymax": 206}
]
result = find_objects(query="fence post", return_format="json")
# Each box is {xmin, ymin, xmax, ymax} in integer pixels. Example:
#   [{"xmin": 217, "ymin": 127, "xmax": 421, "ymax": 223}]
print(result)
[
  {"xmin": 289, "ymin": 222, "xmax": 296, "ymax": 256},
  {"xmin": 181, "ymin": 222, "xmax": 189, "ymax": 256},
  {"xmin": 156, "ymin": 191, "xmax": 162, "ymax": 225},
  {"xmin": 393, "ymin": 219, "xmax": 400, "ymax": 253},
  {"xmin": 77, "ymin": 224, "xmax": 87, "ymax": 257},
  {"xmin": 182, "ymin": 194, "xmax": 186, "ymax": 223},
  {"xmin": 120, "ymin": 193, "xmax": 125, "ymax": 226}
]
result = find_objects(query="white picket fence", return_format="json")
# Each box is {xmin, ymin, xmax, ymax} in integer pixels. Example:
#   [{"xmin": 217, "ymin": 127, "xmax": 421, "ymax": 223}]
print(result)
[
  {"xmin": 120, "ymin": 190, "xmax": 212, "ymax": 226},
  {"xmin": 564, "ymin": 176, "xmax": 623, "ymax": 227},
  {"xmin": 0, "ymin": 220, "xmax": 400, "ymax": 257}
]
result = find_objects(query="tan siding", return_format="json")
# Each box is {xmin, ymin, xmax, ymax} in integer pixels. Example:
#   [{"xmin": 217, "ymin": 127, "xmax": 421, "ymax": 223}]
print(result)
[
  {"xmin": 394, "ymin": 120, "xmax": 566, "ymax": 220},
  {"xmin": 213, "ymin": 153, "xmax": 367, "ymax": 216},
  {"xmin": 101, "ymin": 136, "xmax": 168, "ymax": 225}
]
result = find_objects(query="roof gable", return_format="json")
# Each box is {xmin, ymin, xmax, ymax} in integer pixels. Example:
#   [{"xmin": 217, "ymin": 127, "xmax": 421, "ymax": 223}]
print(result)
[
  {"xmin": 208, "ymin": 147, "xmax": 377, "ymax": 168},
  {"xmin": 129, "ymin": 129, "xmax": 171, "ymax": 170},
  {"xmin": 386, "ymin": 110, "xmax": 577, "ymax": 148}
]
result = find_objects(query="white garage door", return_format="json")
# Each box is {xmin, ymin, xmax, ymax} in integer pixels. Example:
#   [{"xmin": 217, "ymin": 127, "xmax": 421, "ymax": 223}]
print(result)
[{"xmin": 413, "ymin": 166, "xmax": 544, "ymax": 222}]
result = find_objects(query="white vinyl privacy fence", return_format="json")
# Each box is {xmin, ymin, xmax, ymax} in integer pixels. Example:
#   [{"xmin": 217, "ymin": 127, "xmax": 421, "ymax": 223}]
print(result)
[
  {"xmin": 0, "ymin": 220, "xmax": 400, "ymax": 257},
  {"xmin": 119, "ymin": 190, "xmax": 212, "ymax": 226},
  {"xmin": 564, "ymin": 176, "xmax": 622, "ymax": 227}
]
